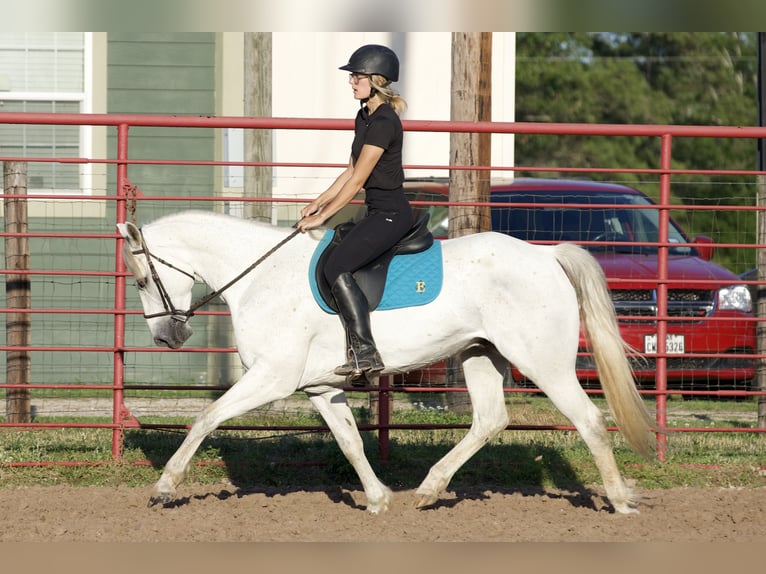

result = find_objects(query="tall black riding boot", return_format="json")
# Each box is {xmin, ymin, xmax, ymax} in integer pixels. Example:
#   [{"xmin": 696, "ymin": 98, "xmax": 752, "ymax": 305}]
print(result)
[{"xmin": 331, "ymin": 272, "xmax": 384, "ymax": 377}]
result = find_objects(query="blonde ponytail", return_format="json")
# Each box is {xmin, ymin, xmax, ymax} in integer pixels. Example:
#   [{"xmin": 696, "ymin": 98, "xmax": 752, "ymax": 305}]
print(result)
[{"xmin": 371, "ymin": 74, "xmax": 407, "ymax": 116}]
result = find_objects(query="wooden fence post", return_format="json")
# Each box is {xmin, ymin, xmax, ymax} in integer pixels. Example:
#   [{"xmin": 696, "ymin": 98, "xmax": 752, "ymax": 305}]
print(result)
[{"xmin": 4, "ymin": 161, "xmax": 32, "ymax": 423}]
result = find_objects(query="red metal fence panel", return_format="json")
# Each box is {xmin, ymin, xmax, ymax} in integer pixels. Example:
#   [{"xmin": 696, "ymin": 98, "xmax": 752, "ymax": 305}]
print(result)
[{"xmin": 1, "ymin": 111, "xmax": 766, "ymax": 468}]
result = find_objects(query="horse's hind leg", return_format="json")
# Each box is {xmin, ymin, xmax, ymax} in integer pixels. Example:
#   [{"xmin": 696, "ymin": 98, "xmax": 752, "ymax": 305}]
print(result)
[
  {"xmin": 306, "ymin": 386, "xmax": 393, "ymax": 514},
  {"xmin": 415, "ymin": 346, "xmax": 509, "ymax": 509},
  {"xmin": 149, "ymin": 371, "xmax": 292, "ymax": 506},
  {"xmin": 534, "ymin": 373, "xmax": 639, "ymax": 514}
]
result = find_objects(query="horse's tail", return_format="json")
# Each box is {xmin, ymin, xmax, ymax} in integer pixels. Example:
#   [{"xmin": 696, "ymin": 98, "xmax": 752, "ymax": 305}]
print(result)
[{"xmin": 553, "ymin": 243, "xmax": 657, "ymax": 458}]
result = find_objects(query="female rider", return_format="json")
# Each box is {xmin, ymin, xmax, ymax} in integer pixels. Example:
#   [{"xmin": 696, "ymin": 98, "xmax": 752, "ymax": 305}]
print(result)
[{"xmin": 296, "ymin": 44, "xmax": 414, "ymax": 379}]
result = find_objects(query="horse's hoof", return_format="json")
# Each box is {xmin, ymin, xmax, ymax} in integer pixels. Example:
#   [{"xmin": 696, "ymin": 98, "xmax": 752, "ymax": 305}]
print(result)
[
  {"xmin": 414, "ymin": 494, "xmax": 438, "ymax": 509},
  {"xmin": 613, "ymin": 503, "xmax": 640, "ymax": 515},
  {"xmin": 147, "ymin": 493, "xmax": 172, "ymax": 508},
  {"xmin": 366, "ymin": 503, "xmax": 387, "ymax": 515}
]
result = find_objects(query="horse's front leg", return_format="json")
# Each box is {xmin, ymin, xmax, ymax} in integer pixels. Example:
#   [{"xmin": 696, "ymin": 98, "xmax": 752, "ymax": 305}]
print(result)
[
  {"xmin": 149, "ymin": 371, "xmax": 292, "ymax": 507},
  {"xmin": 306, "ymin": 385, "xmax": 393, "ymax": 514}
]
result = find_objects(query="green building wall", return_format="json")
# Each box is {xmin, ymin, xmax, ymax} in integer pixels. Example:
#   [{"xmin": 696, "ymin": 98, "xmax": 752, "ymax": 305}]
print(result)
[{"xmin": 2, "ymin": 33, "xmax": 220, "ymax": 390}]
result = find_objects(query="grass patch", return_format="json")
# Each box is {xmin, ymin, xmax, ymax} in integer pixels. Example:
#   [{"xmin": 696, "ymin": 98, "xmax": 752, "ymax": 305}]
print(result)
[{"xmin": 1, "ymin": 394, "xmax": 764, "ymax": 494}]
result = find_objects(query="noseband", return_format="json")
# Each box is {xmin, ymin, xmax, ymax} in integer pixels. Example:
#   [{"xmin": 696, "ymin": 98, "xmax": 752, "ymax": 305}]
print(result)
[
  {"xmin": 131, "ymin": 227, "xmax": 301, "ymax": 322},
  {"xmin": 131, "ymin": 234, "xmax": 197, "ymax": 322}
]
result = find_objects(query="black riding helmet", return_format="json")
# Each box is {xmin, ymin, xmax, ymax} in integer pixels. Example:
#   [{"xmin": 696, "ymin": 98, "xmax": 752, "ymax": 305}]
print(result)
[{"xmin": 339, "ymin": 44, "xmax": 399, "ymax": 83}]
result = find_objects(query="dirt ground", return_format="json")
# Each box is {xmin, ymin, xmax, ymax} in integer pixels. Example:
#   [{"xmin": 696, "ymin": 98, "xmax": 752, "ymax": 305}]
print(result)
[{"xmin": 0, "ymin": 483, "xmax": 764, "ymax": 543}]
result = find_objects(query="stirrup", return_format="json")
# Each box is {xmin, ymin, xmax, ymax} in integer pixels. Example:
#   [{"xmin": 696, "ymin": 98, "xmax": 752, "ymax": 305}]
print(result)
[
  {"xmin": 334, "ymin": 351, "xmax": 384, "ymax": 377},
  {"xmin": 333, "ymin": 360, "xmax": 384, "ymax": 378}
]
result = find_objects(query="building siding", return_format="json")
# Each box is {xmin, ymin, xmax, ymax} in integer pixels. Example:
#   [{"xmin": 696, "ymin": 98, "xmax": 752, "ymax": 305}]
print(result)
[{"xmin": 107, "ymin": 32, "xmax": 216, "ymax": 199}]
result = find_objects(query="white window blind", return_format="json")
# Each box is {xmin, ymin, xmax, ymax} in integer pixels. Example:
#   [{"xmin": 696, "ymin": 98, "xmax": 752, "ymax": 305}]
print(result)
[{"xmin": 0, "ymin": 32, "xmax": 90, "ymax": 193}]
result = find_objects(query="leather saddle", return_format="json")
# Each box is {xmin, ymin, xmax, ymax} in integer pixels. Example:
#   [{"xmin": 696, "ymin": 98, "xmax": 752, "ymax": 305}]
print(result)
[{"xmin": 314, "ymin": 213, "xmax": 434, "ymax": 312}]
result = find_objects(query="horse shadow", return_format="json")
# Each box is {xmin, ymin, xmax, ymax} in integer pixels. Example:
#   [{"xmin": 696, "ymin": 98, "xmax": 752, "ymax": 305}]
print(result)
[
  {"xmin": 123, "ymin": 428, "xmax": 371, "ymax": 509},
  {"xmin": 386, "ymin": 441, "xmax": 610, "ymax": 513},
  {"xmin": 155, "ymin": 484, "xmax": 366, "ymax": 511},
  {"xmin": 124, "ymin": 430, "xmax": 612, "ymax": 513}
]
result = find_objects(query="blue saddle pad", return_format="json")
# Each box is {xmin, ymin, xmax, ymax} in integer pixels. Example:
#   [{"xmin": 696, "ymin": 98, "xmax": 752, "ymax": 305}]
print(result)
[{"xmin": 309, "ymin": 229, "xmax": 443, "ymax": 314}]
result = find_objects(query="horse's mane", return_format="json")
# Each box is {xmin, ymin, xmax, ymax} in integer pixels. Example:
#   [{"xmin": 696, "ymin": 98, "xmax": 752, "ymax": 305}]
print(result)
[
  {"xmin": 145, "ymin": 210, "xmax": 302, "ymax": 240},
  {"xmin": 142, "ymin": 209, "xmax": 326, "ymax": 248},
  {"xmin": 139, "ymin": 212, "xmax": 279, "ymax": 254},
  {"xmin": 145, "ymin": 210, "xmax": 268, "ymax": 230}
]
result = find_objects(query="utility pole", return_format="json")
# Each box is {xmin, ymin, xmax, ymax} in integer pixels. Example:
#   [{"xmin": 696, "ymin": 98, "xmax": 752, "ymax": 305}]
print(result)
[
  {"xmin": 243, "ymin": 32, "xmax": 273, "ymax": 223},
  {"xmin": 208, "ymin": 33, "xmax": 273, "ymax": 389},
  {"xmin": 448, "ymin": 32, "xmax": 493, "ymax": 239},
  {"xmin": 446, "ymin": 33, "xmax": 493, "ymax": 412}
]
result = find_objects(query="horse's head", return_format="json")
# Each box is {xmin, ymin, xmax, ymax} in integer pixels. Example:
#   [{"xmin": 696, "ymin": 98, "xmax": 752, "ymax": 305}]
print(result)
[{"xmin": 117, "ymin": 221, "xmax": 195, "ymax": 349}]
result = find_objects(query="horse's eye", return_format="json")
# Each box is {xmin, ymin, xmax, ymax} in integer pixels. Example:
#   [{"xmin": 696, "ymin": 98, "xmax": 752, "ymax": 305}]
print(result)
[{"xmin": 136, "ymin": 277, "xmax": 148, "ymax": 290}]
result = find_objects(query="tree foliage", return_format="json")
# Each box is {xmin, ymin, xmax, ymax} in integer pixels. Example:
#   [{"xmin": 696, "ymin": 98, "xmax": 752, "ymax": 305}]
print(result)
[{"xmin": 515, "ymin": 33, "xmax": 760, "ymax": 270}]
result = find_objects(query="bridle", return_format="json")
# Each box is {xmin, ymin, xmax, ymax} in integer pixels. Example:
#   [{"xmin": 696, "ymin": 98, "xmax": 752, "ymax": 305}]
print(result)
[{"xmin": 131, "ymin": 227, "xmax": 301, "ymax": 323}]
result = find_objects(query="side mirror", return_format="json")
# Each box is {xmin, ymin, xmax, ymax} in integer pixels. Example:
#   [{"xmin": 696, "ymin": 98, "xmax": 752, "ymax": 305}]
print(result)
[{"xmin": 693, "ymin": 235, "xmax": 714, "ymax": 261}]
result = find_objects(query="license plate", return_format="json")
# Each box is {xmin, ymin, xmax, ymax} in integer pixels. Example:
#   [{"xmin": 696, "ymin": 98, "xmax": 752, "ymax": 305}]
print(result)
[{"xmin": 644, "ymin": 334, "xmax": 685, "ymax": 354}]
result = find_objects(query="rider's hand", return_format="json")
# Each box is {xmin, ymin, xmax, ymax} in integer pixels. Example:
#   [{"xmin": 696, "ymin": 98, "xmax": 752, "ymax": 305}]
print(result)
[
  {"xmin": 296, "ymin": 213, "xmax": 324, "ymax": 233},
  {"xmin": 300, "ymin": 203, "xmax": 320, "ymax": 219}
]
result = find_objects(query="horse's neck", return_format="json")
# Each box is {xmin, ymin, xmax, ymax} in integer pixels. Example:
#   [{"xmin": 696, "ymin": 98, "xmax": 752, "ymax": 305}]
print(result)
[{"xmin": 152, "ymin": 214, "xmax": 288, "ymax": 295}]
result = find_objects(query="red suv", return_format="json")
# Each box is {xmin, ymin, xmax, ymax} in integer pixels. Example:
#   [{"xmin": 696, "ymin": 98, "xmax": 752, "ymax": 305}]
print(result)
[{"xmin": 396, "ymin": 177, "xmax": 755, "ymax": 390}]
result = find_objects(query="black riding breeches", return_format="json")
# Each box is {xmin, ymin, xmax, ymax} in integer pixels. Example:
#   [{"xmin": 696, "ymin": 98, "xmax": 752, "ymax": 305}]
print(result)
[{"xmin": 323, "ymin": 208, "xmax": 414, "ymax": 286}]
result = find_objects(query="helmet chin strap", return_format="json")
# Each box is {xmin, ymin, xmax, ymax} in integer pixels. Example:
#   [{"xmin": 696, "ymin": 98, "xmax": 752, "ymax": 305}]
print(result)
[{"xmin": 360, "ymin": 88, "xmax": 376, "ymax": 106}]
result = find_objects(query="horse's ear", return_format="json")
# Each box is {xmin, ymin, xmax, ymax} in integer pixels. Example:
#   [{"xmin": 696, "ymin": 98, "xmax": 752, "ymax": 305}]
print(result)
[
  {"xmin": 117, "ymin": 222, "xmax": 142, "ymax": 250},
  {"xmin": 117, "ymin": 222, "xmax": 146, "ymax": 281}
]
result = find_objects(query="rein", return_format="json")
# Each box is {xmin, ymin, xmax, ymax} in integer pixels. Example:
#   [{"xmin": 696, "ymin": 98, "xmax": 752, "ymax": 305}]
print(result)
[{"xmin": 135, "ymin": 227, "xmax": 301, "ymax": 322}]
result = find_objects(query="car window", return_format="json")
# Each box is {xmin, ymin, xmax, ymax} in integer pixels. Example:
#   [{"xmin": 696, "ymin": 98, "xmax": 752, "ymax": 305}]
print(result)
[
  {"xmin": 488, "ymin": 190, "xmax": 696, "ymax": 256},
  {"xmin": 404, "ymin": 185, "xmax": 696, "ymax": 256}
]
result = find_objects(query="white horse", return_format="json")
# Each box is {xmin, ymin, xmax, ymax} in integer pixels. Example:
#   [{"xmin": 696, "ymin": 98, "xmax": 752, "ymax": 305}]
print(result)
[{"xmin": 117, "ymin": 210, "xmax": 656, "ymax": 515}]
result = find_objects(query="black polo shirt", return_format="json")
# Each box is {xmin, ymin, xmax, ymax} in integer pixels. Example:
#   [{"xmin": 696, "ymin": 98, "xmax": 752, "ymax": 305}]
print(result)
[{"xmin": 350, "ymin": 103, "xmax": 405, "ymax": 211}]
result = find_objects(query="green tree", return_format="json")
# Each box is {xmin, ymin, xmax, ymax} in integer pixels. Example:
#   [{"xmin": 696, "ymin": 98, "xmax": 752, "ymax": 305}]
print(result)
[{"xmin": 515, "ymin": 32, "xmax": 759, "ymax": 271}]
